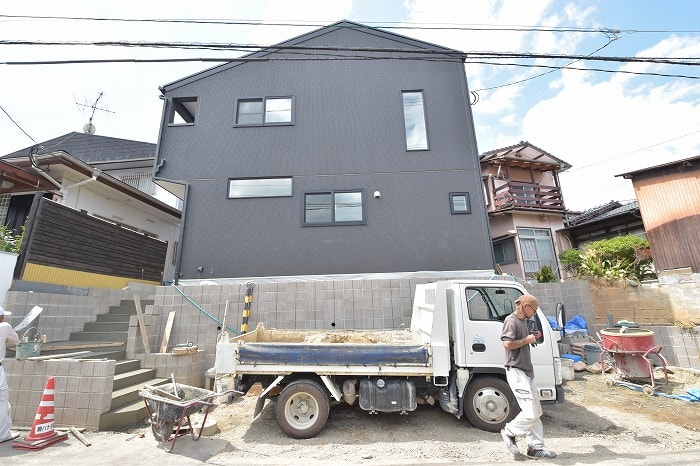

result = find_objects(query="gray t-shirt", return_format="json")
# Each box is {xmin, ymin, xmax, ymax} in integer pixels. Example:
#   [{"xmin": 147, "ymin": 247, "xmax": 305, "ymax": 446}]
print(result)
[{"xmin": 501, "ymin": 313, "xmax": 534, "ymax": 377}]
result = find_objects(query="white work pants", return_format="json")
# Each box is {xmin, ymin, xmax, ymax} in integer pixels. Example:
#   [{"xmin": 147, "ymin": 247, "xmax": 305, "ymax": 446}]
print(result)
[
  {"xmin": 504, "ymin": 367, "xmax": 545, "ymax": 449},
  {"xmin": 0, "ymin": 366, "xmax": 12, "ymax": 441}
]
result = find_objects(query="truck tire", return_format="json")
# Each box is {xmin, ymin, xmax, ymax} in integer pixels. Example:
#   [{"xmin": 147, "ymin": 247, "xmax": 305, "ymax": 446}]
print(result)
[
  {"xmin": 463, "ymin": 376, "xmax": 519, "ymax": 432},
  {"xmin": 275, "ymin": 379, "xmax": 330, "ymax": 439}
]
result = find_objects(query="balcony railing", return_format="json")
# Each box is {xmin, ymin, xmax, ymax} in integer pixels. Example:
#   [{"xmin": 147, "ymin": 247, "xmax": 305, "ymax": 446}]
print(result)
[{"xmin": 493, "ymin": 181, "xmax": 565, "ymax": 212}]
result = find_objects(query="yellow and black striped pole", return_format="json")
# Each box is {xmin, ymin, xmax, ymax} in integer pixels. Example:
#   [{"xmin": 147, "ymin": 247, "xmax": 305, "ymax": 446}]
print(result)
[{"xmin": 241, "ymin": 281, "xmax": 255, "ymax": 333}]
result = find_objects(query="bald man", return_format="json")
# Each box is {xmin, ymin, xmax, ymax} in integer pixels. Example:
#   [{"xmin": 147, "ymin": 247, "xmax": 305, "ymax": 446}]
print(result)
[{"xmin": 499, "ymin": 294, "xmax": 556, "ymax": 459}]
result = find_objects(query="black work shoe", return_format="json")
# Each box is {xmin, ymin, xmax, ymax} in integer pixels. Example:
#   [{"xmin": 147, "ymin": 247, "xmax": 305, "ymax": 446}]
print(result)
[
  {"xmin": 501, "ymin": 428, "xmax": 518, "ymax": 454},
  {"xmin": 526, "ymin": 447, "xmax": 557, "ymax": 459}
]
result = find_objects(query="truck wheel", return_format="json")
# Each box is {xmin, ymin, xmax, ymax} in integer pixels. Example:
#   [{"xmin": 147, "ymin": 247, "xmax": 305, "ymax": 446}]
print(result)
[
  {"xmin": 275, "ymin": 379, "xmax": 330, "ymax": 439},
  {"xmin": 463, "ymin": 376, "xmax": 518, "ymax": 432}
]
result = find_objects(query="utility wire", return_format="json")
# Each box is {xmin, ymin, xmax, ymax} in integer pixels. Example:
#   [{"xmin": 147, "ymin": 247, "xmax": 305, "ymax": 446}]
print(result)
[
  {"xmin": 0, "ymin": 104, "xmax": 37, "ymax": 144},
  {"xmin": 1, "ymin": 14, "xmax": 699, "ymax": 34},
  {"xmin": 473, "ymin": 31, "xmax": 621, "ymax": 92}
]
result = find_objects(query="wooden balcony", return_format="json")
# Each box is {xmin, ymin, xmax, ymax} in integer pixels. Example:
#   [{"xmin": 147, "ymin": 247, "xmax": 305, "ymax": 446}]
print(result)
[{"xmin": 492, "ymin": 181, "xmax": 565, "ymax": 212}]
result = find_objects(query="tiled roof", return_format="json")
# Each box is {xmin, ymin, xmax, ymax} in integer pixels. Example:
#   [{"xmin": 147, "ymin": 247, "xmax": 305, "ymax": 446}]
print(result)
[
  {"xmin": 566, "ymin": 200, "xmax": 639, "ymax": 227},
  {"xmin": 3, "ymin": 132, "xmax": 155, "ymax": 163}
]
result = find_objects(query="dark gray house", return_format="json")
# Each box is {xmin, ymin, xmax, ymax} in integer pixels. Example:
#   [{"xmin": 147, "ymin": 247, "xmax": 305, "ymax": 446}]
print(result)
[{"xmin": 154, "ymin": 20, "xmax": 493, "ymax": 280}]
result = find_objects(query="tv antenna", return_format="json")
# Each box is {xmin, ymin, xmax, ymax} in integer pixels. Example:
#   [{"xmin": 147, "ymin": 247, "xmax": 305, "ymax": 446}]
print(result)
[{"xmin": 75, "ymin": 91, "xmax": 114, "ymax": 134}]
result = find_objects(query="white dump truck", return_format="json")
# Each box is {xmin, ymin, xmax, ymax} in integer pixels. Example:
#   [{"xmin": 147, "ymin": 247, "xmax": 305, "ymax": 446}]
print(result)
[{"xmin": 215, "ymin": 279, "xmax": 564, "ymax": 438}]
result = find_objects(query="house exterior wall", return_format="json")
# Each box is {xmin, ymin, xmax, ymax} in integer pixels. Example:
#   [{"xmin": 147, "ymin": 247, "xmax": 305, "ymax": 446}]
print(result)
[
  {"xmin": 630, "ymin": 163, "xmax": 700, "ymax": 273},
  {"xmin": 155, "ymin": 24, "xmax": 493, "ymax": 279}
]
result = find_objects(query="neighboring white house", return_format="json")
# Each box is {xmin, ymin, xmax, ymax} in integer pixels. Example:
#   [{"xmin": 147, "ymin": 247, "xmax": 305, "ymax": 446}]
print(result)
[{"xmin": 1, "ymin": 132, "xmax": 181, "ymax": 282}]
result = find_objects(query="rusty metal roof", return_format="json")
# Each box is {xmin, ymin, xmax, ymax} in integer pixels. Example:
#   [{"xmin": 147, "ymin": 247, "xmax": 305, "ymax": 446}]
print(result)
[{"xmin": 481, "ymin": 141, "xmax": 572, "ymax": 171}]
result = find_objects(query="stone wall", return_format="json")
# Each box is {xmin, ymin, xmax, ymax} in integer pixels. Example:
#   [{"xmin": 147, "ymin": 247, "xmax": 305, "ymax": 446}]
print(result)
[{"xmin": 527, "ymin": 275, "xmax": 700, "ymax": 370}]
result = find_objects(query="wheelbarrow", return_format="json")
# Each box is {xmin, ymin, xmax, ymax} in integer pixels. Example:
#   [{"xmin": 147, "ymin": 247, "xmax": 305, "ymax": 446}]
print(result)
[{"xmin": 139, "ymin": 382, "xmax": 238, "ymax": 452}]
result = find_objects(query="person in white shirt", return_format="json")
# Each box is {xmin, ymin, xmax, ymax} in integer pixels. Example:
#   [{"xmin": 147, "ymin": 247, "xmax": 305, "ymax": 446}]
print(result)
[{"xmin": 0, "ymin": 307, "xmax": 19, "ymax": 442}]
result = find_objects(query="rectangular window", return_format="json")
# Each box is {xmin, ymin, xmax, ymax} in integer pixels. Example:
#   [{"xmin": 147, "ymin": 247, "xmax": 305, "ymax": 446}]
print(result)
[
  {"xmin": 450, "ymin": 192, "xmax": 471, "ymax": 214},
  {"xmin": 228, "ymin": 177, "xmax": 292, "ymax": 198},
  {"xmin": 493, "ymin": 238, "xmax": 517, "ymax": 265},
  {"xmin": 517, "ymin": 227, "xmax": 557, "ymax": 277},
  {"xmin": 236, "ymin": 96, "xmax": 293, "ymax": 126},
  {"xmin": 304, "ymin": 190, "xmax": 365, "ymax": 226},
  {"xmin": 168, "ymin": 97, "xmax": 198, "ymax": 125},
  {"xmin": 402, "ymin": 90, "xmax": 428, "ymax": 150}
]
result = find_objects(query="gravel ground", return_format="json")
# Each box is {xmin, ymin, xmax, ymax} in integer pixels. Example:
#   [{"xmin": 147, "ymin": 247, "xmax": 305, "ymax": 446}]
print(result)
[
  {"xmin": 207, "ymin": 367, "xmax": 700, "ymax": 464},
  {"xmin": 2, "ymin": 368, "xmax": 699, "ymax": 465}
]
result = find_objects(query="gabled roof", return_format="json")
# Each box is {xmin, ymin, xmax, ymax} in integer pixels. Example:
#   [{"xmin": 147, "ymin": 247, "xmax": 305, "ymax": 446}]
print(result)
[
  {"xmin": 160, "ymin": 20, "xmax": 464, "ymax": 93},
  {"xmin": 3, "ymin": 132, "xmax": 155, "ymax": 164},
  {"xmin": 616, "ymin": 154, "xmax": 700, "ymax": 179},
  {"xmin": 481, "ymin": 141, "xmax": 572, "ymax": 171}
]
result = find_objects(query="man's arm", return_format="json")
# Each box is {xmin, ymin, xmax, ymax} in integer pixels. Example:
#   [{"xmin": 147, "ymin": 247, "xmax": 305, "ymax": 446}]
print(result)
[
  {"xmin": 503, "ymin": 334, "xmax": 536, "ymax": 350},
  {"xmin": 3, "ymin": 325, "xmax": 19, "ymax": 344}
]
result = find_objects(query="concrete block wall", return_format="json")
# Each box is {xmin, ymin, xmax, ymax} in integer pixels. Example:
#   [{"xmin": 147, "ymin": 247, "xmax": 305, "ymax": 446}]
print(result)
[
  {"xmin": 132, "ymin": 350, "xmax": 207, "ymax": 388},
  {"xmin": 4, "ymin": 282, "xmax": 157, "ymax": 342},
  {"xmin": 144, "ymin": 272, "xmax": 487, "ymax": 369},
  {"xmin": 4, "ymin": 358, "xmax": 116, "ymax": 430},
  {"xmin": 528, "ymin": 277, "xmax": 700, "ymax": 371}
]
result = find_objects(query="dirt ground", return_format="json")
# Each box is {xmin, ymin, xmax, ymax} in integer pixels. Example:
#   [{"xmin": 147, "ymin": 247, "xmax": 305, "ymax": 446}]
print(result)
[
  {"xmin": 202, "ymin": 366, "xmax": 700, "ymax": 464},
  {"xmin": 3, "ymin": 366, "xmax": 698, "ymax": 465}
]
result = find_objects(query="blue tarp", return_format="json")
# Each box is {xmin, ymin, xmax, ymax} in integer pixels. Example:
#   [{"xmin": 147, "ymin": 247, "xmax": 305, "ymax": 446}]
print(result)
[{"xmin": 565, "ymin": 315, "xmax": 588, "ymax": 335}]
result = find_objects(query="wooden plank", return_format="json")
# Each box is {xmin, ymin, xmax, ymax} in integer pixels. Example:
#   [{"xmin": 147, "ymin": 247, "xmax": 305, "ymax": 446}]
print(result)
[
  {"xmin": 26, "ymin": 351, "xmax": 92, "ymax": 361},
  {"xmin": 32, "ymin": 341, "xmax": 124, "ymax": 351},
  {"xmin": 160, "ymin": 311, "xmax": 176, "ymax": 353},
  {"xmin": 134, "ymin": 295, "xmax": 151, "ymax": 354}
]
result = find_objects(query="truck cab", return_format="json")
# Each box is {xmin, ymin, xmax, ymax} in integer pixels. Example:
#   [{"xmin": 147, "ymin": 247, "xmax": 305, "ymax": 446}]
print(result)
[{"xmin": 416, "ymin": 280, "xmax": 564, "ymax": 431}]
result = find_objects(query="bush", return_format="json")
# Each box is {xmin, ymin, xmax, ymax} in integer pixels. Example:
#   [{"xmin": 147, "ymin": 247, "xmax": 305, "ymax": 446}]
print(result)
[
  {"xmin": 558, "ymin": 235, "xmax": 653, "ymax": 282},
  {"xmin": 559, "ymin": 248, "xmax": 583, "ymax": 276},
  {"xmin": 0, "ymin": 225, "xmax": 22, "ymax": 253},
  {"xmin": 531, "ymin": 263, "xmax": 558, "ymax": 282}
]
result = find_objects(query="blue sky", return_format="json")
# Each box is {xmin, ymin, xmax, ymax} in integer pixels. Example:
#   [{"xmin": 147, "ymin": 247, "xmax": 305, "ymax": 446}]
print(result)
[{"xmin": 1, "ymin": 0, "xmax": 698, "ymax": 210}]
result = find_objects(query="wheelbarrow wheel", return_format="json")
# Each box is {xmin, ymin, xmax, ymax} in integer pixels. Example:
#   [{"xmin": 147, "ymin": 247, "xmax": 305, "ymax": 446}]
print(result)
[{"xmin": 150, "ymin": 414, "xmax": 174, "ymax": 443}]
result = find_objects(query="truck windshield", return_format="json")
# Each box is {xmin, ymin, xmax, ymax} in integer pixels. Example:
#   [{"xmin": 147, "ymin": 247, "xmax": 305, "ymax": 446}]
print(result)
[{"xmin": 464, "ymin": 286, "xmax": 521, "ymax": 321}]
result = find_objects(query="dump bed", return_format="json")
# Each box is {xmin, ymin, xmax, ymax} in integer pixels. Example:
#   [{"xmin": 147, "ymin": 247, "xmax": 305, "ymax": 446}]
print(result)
[{"xmin": 215, "ymin": 323, "xmax": 435, "ymax": 377}]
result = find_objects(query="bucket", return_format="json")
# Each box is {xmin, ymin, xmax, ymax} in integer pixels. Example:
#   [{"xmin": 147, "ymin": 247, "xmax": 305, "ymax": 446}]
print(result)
[
  {"xmin": 15, "ymin": 341, "xmax": 42, "ymax": 360},
  {"xmin": 561, "ymin": 358, "xmax": 575, "ymax": 381},
  {"xmin": 584, "ymin": 343, "xmax": 602, "ymax": 365}
]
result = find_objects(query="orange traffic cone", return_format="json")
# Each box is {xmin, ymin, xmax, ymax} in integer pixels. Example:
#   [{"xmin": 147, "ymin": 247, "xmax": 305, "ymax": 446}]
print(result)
[{"xmin": 12, "ymin": 376, "xmax": 68, "ymax": 450}]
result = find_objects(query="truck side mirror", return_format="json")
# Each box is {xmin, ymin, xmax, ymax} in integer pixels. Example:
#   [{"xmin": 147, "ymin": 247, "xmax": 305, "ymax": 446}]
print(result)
[{"xmin": 556, "ymin": 303, "xmax": 566, "ymax": 337}]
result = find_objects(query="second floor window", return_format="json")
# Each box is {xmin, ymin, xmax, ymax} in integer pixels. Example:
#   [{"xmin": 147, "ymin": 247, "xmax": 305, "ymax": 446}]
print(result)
[
  {"xmin": 235, "ymin": 96, "xmax": 293, "ymax": 126},
  {"xmin": 228, "ymin": 177, "xmax": 293, "ymax": 198},
  {"xmin": 402, "ymin": 90, "xmax": 428, "ymax": 150},
  {"xmin": 304, "ymin": 190, "xmax": 365, "ymax": 226}
]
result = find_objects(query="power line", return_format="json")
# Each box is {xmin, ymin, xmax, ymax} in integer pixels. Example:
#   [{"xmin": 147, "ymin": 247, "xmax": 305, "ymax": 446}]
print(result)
[
  {"xmin": 1, "ymin": 14, "xmax": 698, "ymax": 34},
  {"xmin": 2, "ymin": 40, "xmax": 699, "ymax": 66},
  {"xmin": 0, "ymin": 104, "xmax": 37, "ymax": 144}
]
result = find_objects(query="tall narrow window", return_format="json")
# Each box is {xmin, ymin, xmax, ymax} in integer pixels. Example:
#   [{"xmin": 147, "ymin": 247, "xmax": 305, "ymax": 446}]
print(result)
[
  {"xmin": 304, "ymin": 190, "xmax": 365, "ymax": 226},
  {"xmin": 402, "ymin": 91, "xmax": 428, "ymax": 150},
  {"xmin": 236, "ymin": 96, "xmax": 293, "ymax": 126},
  {"xmin": 169, "ymin": 97, "xmax": 198, "ymax": 125}
]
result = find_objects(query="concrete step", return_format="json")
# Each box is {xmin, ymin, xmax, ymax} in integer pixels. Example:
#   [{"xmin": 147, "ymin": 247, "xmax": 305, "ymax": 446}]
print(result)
[
  {"xmin": 69, "ymin": 331, "xmax": 129, "ymax": 342},
  {"xmin": 99, "ymin": 399, "xmax": 151, "ymax": 431},
  {"xmin": 113, "ymin": 368, "xmax": 157, "ymax": 391},
  {"xmin": 83, "ymin": 321, "xmax": 129, "ymax": 333},
  {"xmin": 110, "ymin": 377, "xmax": 168, "ymax": 410},
  {"xmin": 95, "ymin": 313, "xmax": 132, "ymax": 323},
  {"xmin": 14, "ymin": 341, "xmax": 126, "ymax": 357},
  {"xmin": 108, "ymin": 300, "xmax": 155, "ymax": 314},
  {"xmin": 115, "ymin": 359, "xmax": 141, "ymax": 375}
]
